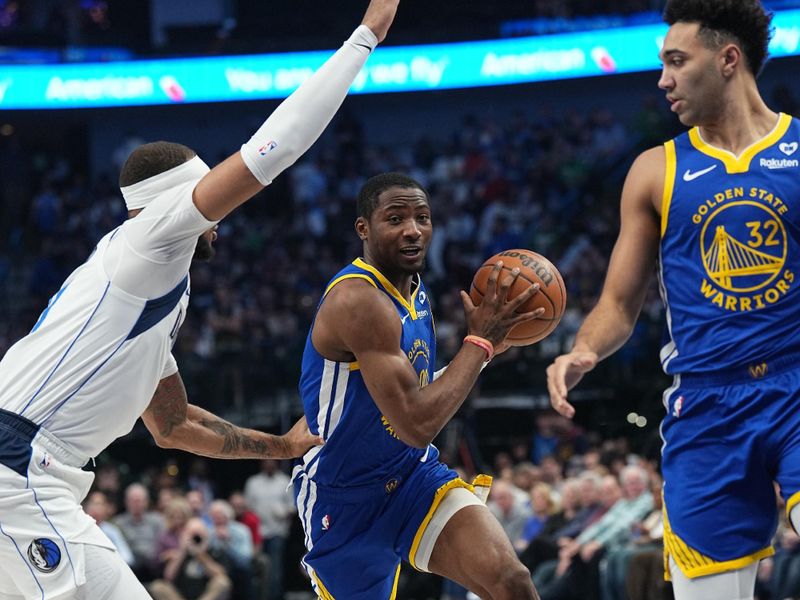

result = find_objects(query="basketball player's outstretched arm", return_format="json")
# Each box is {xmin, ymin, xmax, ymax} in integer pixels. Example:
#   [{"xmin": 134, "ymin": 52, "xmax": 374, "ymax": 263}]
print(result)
[
  {"xmin": 316, "ymin": 264, "xmax": 541, "ymax": 448},
  {"xmin": 190, "ymin": 0, "xmax": 401, "ymax": 222},
  {"xmin": 547, "ymin": 147, "xmax": 664, "ymax": 417},
  {"xmin": 141, "ymin": 372, "xmax": 322, "ymax": 459}
]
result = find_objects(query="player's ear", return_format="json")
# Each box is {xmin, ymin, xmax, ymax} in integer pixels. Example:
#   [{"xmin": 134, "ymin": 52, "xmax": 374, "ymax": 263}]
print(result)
[
  {"xmin": 355, "ymin": 217, "xmax": 368, "ymax": 241},
  {"xmin": 720, "ymin": 44, "xmax": 740, "ymax": 77}
]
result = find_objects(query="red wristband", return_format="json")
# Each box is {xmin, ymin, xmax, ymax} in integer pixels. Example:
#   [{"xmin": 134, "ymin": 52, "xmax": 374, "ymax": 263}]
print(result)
[{"xmin": 464, "ymin": 335, "xmax": 494, "ymax": 362}]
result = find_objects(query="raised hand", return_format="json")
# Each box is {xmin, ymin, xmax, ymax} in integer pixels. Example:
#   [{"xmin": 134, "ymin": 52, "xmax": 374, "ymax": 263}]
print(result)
[
  {"xmin": 459, "ymin": 261, "xmax": 543, "ymax": 348},
  {"xmin": 361, "ymin": 0, "xmax": 401, "ymax": 43},
  {"xmin": 545, "ymin": 351, "xmax": 598, "ymax": 418}
]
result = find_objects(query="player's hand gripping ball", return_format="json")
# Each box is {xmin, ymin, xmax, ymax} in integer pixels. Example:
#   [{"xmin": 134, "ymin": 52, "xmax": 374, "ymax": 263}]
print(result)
[{"xmin": 469, "ymin": 249, "xmax": 566, "ymax": 346}]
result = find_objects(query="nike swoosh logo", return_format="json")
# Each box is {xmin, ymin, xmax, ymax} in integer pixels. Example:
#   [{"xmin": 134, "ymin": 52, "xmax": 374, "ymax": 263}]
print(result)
[
  {"xmin": 683, "ymin": 165, "xmax": 717, "ymax": 181},
  {"xmin": 353, "ymin": 43, "xmax": 373, "ymax": 52},
  {"xmin": 401, "ymin": 313, "xmax": 410, "ymax": 324}
]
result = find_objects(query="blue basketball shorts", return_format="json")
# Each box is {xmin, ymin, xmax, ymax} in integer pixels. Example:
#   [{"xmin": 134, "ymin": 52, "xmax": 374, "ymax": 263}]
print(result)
[
  {"xmin": 292, "ymin": 458, "xmax": 463, "ymax": 600},
  {"xmin": 661, "ymin": 360, "xmax": 800, "ymax": 578}
]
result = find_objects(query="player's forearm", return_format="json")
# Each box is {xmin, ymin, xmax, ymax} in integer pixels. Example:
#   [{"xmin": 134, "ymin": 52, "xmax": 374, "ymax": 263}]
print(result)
[
  {"xmin": 399, "ymin": 343, "xmax": 487, "ymax": 447},
  {"xmin": 572, "ymin": 296, "xmax": 640, "ymax": 361},
  {"xmin": 172, "ymin": 404, "xmax": 289, "ymax": 459}
]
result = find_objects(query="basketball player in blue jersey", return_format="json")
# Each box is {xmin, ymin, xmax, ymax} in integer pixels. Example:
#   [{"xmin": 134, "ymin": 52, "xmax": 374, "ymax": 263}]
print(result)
[
  {"xmin": 294, "ymin": 172, "xmax": 542, "ymax": 599},
  {"xmin": 0, "ymin": 2, "xmax": 402, "ymax": 598},
  {"xmin": 547, "ymin": 1, "xmax": 800, "ymax": 598}
]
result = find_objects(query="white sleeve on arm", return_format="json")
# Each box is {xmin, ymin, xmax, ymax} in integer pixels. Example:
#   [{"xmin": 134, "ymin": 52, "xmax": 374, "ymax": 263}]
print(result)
[
  {"xmin": 161, "ymin": 353, "xmax": 179, "ymax": 379},
  {"xmin": 240, "ymin": 25, "xmax": 378, "ymax": 186}
]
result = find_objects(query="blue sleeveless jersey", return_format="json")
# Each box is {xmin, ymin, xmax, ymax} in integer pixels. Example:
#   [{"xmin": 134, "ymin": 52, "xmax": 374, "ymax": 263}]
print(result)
[
  {"xmin": 659, "ymin": 113, "xmax": 800, "ymax": 374},
  {"xmin": 298, "ymin": 258, "xmax": 438, "ymax": 487}
]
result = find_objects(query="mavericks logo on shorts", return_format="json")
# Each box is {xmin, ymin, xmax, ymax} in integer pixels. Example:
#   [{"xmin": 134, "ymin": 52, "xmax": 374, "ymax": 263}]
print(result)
[{"xmin": 27, "ymin": 538, "xmax": 61, "ymax": 573}]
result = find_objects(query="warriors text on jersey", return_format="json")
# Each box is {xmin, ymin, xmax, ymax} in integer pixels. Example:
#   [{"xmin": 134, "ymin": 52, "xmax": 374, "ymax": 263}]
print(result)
[{"xmin": 659, "ymin": 113, "xmax": 800, "ymax": 374}]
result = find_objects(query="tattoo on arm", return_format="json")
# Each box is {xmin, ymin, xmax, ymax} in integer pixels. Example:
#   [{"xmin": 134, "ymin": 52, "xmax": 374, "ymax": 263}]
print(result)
[
  {"xmin": 148, "ymin": 375, "xmax": 188, "ymax": 438},
  {"xmin": 198, "ymin": 417, "xmax": 279, "ymax": 458}
]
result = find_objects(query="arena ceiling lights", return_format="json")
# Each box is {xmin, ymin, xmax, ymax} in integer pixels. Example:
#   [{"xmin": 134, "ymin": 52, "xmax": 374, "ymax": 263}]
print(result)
[{"xmin": 2, "ymin": 9, "xmax": 800, "ymax": 110}]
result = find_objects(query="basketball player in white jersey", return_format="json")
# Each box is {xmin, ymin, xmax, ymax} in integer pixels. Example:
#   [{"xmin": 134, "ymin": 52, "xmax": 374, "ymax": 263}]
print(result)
[{"xmin": 0, "ymin": 2, "xmax": 401, "ymax": 598}]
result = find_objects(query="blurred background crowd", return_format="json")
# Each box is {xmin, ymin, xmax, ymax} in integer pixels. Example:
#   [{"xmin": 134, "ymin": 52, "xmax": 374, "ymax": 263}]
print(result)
[{"xmin": 3, "ymin": 0, "xmax": 800, "ymax": 599}]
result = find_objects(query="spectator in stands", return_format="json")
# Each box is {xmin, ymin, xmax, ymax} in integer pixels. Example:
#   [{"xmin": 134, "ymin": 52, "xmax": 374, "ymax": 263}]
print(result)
[
  {"xmin": 602, "ymin": 473, "xmax": 664, "ymax": 600},
  {"xmin": 208, "ymin": 499, "xmax": 254, "ymax": 600},
  {"xmin": 488, "ymin": 479, "xmax": 532, "ymax": 546},
  {"xmin": 186, "ymin": 489, "xmax": 209, "ymax": 521},
  {"xmin": 243, "ymin": 459, "xmax": 294, "ymax": 600},
  {"xmin": 186, "ymin": 459, "xmax": 216, "ymax": 509},
  {"xmin": 156, "ymin": 497, "xmax": 193, "ymax": 569},
  {"xmin": 93, "ymin": 461, "xmax": 123, "ymax": 509},
  {"xmin": 114, "ymin": 482, "xmax": 165, "ymax": 582},
  {"xmin": 511, "ymin": 462, "xmax": 542, "ymax": 504},
  {"xmin": 538, "ymin": 464, "xmax": 652, "ymax": 600},
  {"xmin": 516, "ymin": 482, "xmax": 559, "ymax": 551},
  {"xmin": 229, "ymin": 491, "xmax": 262, "ymax": 549},
  {"xmin": 519, "ymin": 478, "xmax": 581, "ymax": 573},
  {"xmin": 149, "ymin": 517, "xmax": 232, "ymax": 600},
  {"xmin": 83, "ymin": 490, "xmax": 135, "ymax": 566}
]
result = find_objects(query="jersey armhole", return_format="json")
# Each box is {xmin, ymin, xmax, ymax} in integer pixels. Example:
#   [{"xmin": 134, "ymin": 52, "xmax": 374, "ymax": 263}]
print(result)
[{"xmin": 661, "ymin": 140, "xmax": 677, "ymax": 239}]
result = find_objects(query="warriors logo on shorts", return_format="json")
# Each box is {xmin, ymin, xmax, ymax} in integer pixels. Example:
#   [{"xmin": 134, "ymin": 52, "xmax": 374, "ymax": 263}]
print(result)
[{"xmin": 27, "ymin": 538, "xmax": 61, "ymax": 573}]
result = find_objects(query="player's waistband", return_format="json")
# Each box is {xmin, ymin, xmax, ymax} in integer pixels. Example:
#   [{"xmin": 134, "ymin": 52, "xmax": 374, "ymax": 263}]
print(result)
[
  {"xmin": 293, "ymin": 458, "xmax": 419, "ymax": 503},
  {"xmin": 679, "ymin": 351, "xmax": 800, "ymax": 388},
  {"xmin": 0, "ymin": 409, "xmax": 89, "ymax": 471}
]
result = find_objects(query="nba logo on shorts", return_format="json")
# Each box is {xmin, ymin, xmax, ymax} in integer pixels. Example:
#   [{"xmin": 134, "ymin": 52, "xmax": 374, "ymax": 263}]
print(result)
[
  {"xmin": 322, "ymin": 515, "xmax": 331, "ymax": 531},
  {"xmin": 39, "ymin": 452, "xmax": 51, "ymax": 469},
  {"xmin": 672, "ymin": 396, "xmax": 683, "ymax": 418},
  {"xmin": 27, "ymin": 538, "xmax": 61, "ymax": 573}
]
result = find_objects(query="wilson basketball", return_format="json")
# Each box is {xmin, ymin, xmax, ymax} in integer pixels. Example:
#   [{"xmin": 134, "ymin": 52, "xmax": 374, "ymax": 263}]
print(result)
[{"xmin": 469, "ymin": 249, "xmax": 566, "ymax": 346}]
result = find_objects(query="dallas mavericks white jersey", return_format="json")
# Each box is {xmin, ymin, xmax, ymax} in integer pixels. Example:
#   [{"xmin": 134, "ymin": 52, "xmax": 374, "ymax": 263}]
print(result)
[{"xmin": 0, "ymin": 182, "xmax": 216, "ymax": 460}]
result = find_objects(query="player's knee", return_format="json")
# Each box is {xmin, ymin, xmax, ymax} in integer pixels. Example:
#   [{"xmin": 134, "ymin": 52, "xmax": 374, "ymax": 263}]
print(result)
[{"xmin": 488, "ymin": 561, "xmax": 534, "ymax": 599}]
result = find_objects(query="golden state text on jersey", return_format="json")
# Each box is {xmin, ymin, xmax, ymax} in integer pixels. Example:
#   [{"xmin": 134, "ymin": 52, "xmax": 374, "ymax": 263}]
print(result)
[
  {"xmin": 659, "ymin": 114, "xmax": 800, "ymax": 374},
  {"xmin": 297, "ymin": 258, "xmax": 437, "ymax": 487}
]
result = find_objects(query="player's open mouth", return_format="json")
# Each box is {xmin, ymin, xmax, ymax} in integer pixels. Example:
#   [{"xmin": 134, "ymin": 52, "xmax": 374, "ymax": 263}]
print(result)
[{"xmin": 400, "ymin": 246, "xmax": 421, "ymax": 257}]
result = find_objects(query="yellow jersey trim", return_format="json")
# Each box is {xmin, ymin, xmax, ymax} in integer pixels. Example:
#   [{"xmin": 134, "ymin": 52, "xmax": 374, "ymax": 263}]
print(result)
[
  {"xmin": 353, "ymin": 258, "xmax": 418, "ymax": 319},
  {"xmin": 323, "ymin": 273, "xmax": 377, "ymax": 299},
  {"xmin": 312, "ymin": 570, "xmax": 336, "ymax": 600},
  {"xmin": 408, "ymin": 478, "xmax": 474, "ymax": 570},
  {"xmin": 389, "ymin": 563, "xmax": 401, "ymax": 599},
  {"xmin": 688, "ymin": 113, "xmax": 791, "ymax": 174},
  {"xmin": 661, "ymin": 140, "xmax": 676, "ymax": 238},
  {"xmin": 663, "ymin": 508, "xmax": 774, "ymax": 579},
  {"xmin": 349, "ymin": 361, "xmax": 360, "ymax": 371},
  {"xmin": 472, "ymin": 474, "xmax": 493, "ymax": 488},
  {"xmin": 786, "ymin": 490, "xmax": 800, "ymax": 527}
]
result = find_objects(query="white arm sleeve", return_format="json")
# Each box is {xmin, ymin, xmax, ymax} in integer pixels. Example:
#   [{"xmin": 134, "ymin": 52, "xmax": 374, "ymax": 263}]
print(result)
[
  {"xmin": 160, "ymin": 353, "xmax": 179, "ymax": 379},
  {"xmin": 240, "ymin": 24, "xmax": 377, "ymax": 186}
]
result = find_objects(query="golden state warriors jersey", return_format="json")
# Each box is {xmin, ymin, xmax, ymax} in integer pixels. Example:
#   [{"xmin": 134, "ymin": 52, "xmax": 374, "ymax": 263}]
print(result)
[
  {"xmin": 659, "ymin": 113, "xmax": 800, "ymax": 374},
  {"xmin": 298, "ymin": 258, "xmax": 438, "ymax": 487}
]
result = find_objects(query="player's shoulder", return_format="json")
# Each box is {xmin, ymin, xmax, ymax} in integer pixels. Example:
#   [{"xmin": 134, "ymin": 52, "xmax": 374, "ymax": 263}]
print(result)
[
  {"xmin": 620, "ymin": 145, "xmax": 667, "ymax": 212},
  {"xmin": 325, "ymin": 277, "xmax": 390, "ymax": 312},
  {"xmin": 322, "ymin": 277, "xmax": 398, "ymax": 329},
  {"xmin": 631, "ymin": 145, "xmax": 666, "ymax": 173}
]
